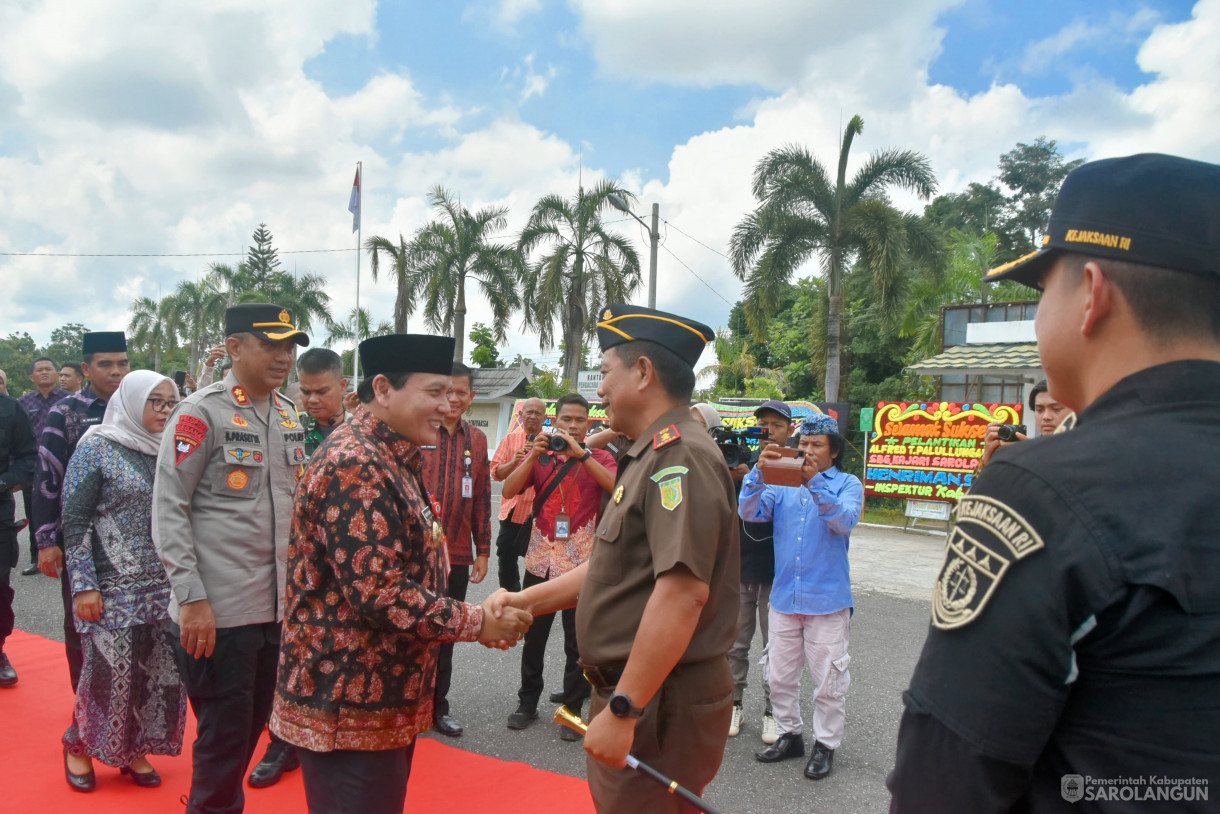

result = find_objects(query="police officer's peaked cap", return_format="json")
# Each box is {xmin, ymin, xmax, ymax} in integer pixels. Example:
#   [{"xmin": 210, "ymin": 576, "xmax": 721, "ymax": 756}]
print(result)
[
  {"xmin": 596, "ymin": 304, "xmax": 714, "ymax": 369},
  {"xmin": 359, "ymin": 334, "xmax": 455, "ymax": 378},
  {"xmin": 81, "ymin": 331, "xmax": 127, "ymax": 355},
  {"xmin": 987, "ymin": 153, "xmax": 1220, "ymax": 288},
  {"xmin": 226, "ymin": 303, "xmax": 309, "ymax": 346}
]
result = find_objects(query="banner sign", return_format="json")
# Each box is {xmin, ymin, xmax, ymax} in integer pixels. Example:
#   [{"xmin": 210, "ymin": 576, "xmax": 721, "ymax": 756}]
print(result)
[
  {"xmin": 864, "ymin": 401, "xmax": 1022, "ymax": 503},
  {"xmin": 508, "ymin": 399, "xmax": 849, "ymax": 450}
]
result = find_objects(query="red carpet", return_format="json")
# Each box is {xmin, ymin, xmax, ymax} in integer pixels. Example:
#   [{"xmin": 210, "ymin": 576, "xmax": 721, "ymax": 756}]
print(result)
[{"xmin": 0, "ymin": 629, "xmax": 594, "ymax": 813}]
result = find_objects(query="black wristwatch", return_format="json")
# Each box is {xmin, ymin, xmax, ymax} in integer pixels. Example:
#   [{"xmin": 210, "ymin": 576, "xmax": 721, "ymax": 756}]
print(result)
[
  {"xmin": 609, "ymin": 692, "xmax": 644, "ymax": 719},
  {"xmin": 578, "ymin": 448, "xmax": 593, "ymax": 463}
]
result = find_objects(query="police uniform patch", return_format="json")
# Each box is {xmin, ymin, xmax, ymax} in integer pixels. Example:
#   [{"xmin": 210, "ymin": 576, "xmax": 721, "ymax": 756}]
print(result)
[
  {"xmin": 228, "ymin": 448, "xmax": 253, "ymax": 463},
  {"xmin": 231, "ymin": 413, "xmax": 248, "ymax": 427},
  {"xmin": 652, "ymin": 424, "xmax": 681, "ymax": 450},
  {"xmin": 231, "ymin": 385, "xmax": 251, "ymax": 406},
  {"xmin": 278, "ymin": 309, "xmax": 290, "ymax": 324},
  {"xmin": 613, "ymin": 484, "xmax": 625, "ymax": 504},
  {"xmin": 227, "ymin": 470, "xmax": 250, "ymax": 490},
  {"xmin": 280, "ymin": 418, "xmax": 300, "ymax": 429},
  {"xmin": 650, "ymin": 466, "xmax": 689, "ymax": 511},
  {"xmin": 174, "ymin": 414, "xmax": 209, "ymax": 466},
  {"xmin": 292, "ymin": 446, "xmax": 306, "ymax": 464},
  {"xmin": 932, "ymin": 495, "xmax": 1045, "ymax": 629}
]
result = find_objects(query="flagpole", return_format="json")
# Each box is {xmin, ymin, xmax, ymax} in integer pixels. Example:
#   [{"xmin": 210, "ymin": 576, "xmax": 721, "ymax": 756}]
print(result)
[{"xmin": 354, "ymin": 161, "xmax": 362, "ymax": 387}]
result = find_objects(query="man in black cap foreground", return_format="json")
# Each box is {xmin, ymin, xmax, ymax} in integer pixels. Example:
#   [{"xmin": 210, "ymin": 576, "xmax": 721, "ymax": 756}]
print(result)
[
  {"xmin": 492, "ymin": 305, "xmax": 740, "ymax": 813},
  {"xmin": 270, "ymin": 335, "xmax": 532, "ymax": 814},
  {"xmin": 888, "ymin": 153, "xmax": 1220, "ymax": 811},
  {"xmin": 153, "ymin": 304, "xmax": 310, "ymax": 814},
  {"xmin": 30, "ymin": 331, "xmax": 131, "ymax": 784}
]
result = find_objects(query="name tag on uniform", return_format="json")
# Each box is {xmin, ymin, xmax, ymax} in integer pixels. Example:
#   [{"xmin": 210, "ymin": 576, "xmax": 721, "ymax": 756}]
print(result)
[
  {"xmin": 461, "ymin": 476, "xmax": 473, "ymax": 499},
  {"xmin": 554, "ymin": 512, "xmax": 571, "ymax": 541}
]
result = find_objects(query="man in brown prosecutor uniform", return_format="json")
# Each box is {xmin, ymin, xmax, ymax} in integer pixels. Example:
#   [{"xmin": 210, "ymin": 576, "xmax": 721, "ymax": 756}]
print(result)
[{"xmin": 492, "ymin": 304, "xmax": 740, "ymax": 813}]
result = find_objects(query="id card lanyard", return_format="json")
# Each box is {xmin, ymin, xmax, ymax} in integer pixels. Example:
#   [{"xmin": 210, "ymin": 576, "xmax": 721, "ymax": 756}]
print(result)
[
  {"xmin": 554, "ymin": 482, "xmax": 571, "ymax": 541},
  {"xmin": 460, "ymin": 422, "xmax": 474, "ymax": 499}
]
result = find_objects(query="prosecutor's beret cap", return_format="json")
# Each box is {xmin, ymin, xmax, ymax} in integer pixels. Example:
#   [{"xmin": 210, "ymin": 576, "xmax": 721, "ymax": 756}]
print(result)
[
  {"xmin": 225, "ymin": 303, "xmax": 309, "ymax": 346},
  {"xmin": 755, "ymin": 400, "xmax": 792, "ymax": 420},
  {"xmin": 986, "ymin": 153, "xmax": 1220, "ymax": 288},
  {"xmin": 596, "ymin": 304, "xmax": 714, "ymax": 369},
  {"xmin": 81, "ymin": 332, "xmax": 127, "ymax": 355},
  {"xmin": 359, "ymin": 334, "xmax": 455, "ymax": 378},
  {"xmin": 799, "ymin": 414, "xmax": 839, "ymax": 436}
]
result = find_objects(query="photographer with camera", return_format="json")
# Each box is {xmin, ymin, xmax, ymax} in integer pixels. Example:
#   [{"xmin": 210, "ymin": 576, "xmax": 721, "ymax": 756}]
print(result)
[
  {"xmin": 975, "ymin": 379, "xmax": 1075, "ymax": 479},
  {"xmin": 740, "ymin": 414, "xmax": 862, "ymax": 782},
  {"xmin": 501, "ymin": 393, "xmax": 617, "ymax": 738},
  {"xmin": 725, "ymin": 400, "xmax": 793, "ymax": 744}
]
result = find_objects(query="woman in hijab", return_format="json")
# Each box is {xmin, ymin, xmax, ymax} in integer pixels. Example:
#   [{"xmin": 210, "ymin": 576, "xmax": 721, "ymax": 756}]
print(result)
[
  {"xmin": 690, "ymin": 402, "xmax": 723, "ymax": 433},
  {"xmin": 60, "ymin": 370, "xmax": 186, "ymax": 791}
]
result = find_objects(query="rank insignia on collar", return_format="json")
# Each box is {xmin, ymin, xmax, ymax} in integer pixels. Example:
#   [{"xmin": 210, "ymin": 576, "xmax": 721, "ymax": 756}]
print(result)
[
  {"xmin": 231, "ymin": 385, "xmax": 251, "ymax": 406},
  {"xmin": 650, "ymin": 466, "xmax": 689, "ymax": 511},
  {"xmin": 231, "ymin": 413, "xmax": 248, "ymax": 427},
  {"xmin": 613, "ymin": 485, "xmax": 625, "ymax": 504},
  {"xmin": 653, "ymin": 424, "xmax": 681, "ymax": 450},
  {"xmin": 273, "ymin": 392, "xmax": 283, "ymax": 408}
]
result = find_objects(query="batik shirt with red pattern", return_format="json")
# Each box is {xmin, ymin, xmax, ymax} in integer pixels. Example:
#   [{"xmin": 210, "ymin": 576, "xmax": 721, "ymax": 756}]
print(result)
[{"xmin": 270, "ymin": 405, "xmax": 484, "ymax": 752}]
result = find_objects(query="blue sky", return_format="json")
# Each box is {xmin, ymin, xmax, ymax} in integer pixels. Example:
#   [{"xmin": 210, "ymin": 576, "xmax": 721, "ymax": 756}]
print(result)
[{"xmin": 1, "ymin": 0, "xmax": 1216, "ymax": 368}]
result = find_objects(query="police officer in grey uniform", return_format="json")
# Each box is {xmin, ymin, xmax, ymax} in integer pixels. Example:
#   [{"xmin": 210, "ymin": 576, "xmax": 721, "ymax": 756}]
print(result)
[
  {"xmin": 153, "ymin": 303, "xmax": 309, "ymax": 814},
  {"xmin": 889, "ymin": 154, "xmax": 1220, "ymax": 812}
]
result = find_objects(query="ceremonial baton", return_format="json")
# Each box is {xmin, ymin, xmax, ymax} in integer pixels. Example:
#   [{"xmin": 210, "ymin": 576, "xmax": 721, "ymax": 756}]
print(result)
[{"xmin": 554, "ymin": 706, "xmax": 725, "ymax": 814}]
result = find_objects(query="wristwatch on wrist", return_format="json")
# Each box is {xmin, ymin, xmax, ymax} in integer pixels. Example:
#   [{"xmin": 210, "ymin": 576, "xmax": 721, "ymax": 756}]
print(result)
[
  {"xmin": 579, "ymin": 448, "xmax": 593, "ymax": 462},
  {"xmin": 609, "ymin": 692, "xmax": 644, "ymax": 719}
]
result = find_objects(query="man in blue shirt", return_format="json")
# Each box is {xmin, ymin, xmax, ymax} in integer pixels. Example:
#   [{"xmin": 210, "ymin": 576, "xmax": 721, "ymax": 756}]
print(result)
[{"xmin": 739, "ymin": 414, "xmax": 862, "ymax": 781}]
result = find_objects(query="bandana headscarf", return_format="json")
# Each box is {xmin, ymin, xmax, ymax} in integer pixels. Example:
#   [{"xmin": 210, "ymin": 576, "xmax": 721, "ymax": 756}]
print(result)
[
  {"xmin": 82, "ymin": 369, "xmax": 174, "ymax": 457},
  {"xmin": 799, "ymin": 414, "xmax": 839, "ymax": 436}
]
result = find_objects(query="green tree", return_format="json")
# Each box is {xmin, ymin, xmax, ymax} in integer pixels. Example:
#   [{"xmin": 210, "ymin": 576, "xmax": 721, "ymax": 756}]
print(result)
[
  {"xmin": 997, "ymin": 137, "xmax": 1085, "ymax": 253},
  {"xmin": 698, "ymin": 328, "xmax": 782, "ymax": 398},
  {"xmin": 0, "ymin": 332, "xmax": 38, "ymax": 397},
  {"xmin": 128, "ymin": 296, "xmax": 175, "ymax": 372},
  {"xmin": 518, "ymin": 180, "xmax": 642, "ymax": 387},
  {"xmin": 246, "ymin": 223, "xmax": 282, "ymax": 287},
  {"xmin": 469, "ymin": 322, "xmax": 501, "ymax": 368},
  {"xmin": 525, "ymin": 368, "xmax": 568, "ymax": 399},
  {"xmin": 369, "ymin": 186, "xmax": 520, "ymax": 361},
  {"xmin": 166, "ymin": 278, "xmax": 226, "ymax": 375},
  {"xmin": 729, "ymin": 115, "xmax": 939, "ymax": 401},
  {"xmin": 364, "ymin": 234, "xmax": 415, "ymax": 333},
  {"xmin": 45, "ymin": 323, "xmax": 91, "ymax": 364}
]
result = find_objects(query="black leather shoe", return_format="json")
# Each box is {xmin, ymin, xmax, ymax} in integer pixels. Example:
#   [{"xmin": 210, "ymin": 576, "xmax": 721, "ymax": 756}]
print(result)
[
  {"xmin": 121, "ymin": 765, "xmax": 163, "ymax": 788},
  {"xmin": 21, "ymin": 563, "xmax": 40, "ymax": 576},
  {"xmin": 433, "ymin": 714, "xmax": 463, "ymax": 737},
  {"xmin": 548, "ymin": 689, "xmax": 564, "ymax": 704},
  {"xmin": 0, "ymin": 653, "xmax": 16, "ymax": 688},
  {"xmin": 63, "ymin": 748, "xmax": 95, "ymax": 793},
  {"xmin": 506, "ymin": 704, "xmax": 539, "ymax": 730},
  {"xmin": 248, "ymin": 742, "xmax": 300, "ymax": 788},
  {"xmin": 755, "ymin": 732, "xmax": 805, "ymax": 763},
  {"xmin": 804, "ymin": 742, "xmax": 834, "ymax": 780}
]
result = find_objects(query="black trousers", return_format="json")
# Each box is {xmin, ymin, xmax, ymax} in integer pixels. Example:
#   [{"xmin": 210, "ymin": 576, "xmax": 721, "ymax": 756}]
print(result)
[
  {"xmin": 433, "ymin": 564, "xmax": 469, "ymax": 718},
  {"xmin": 21, "ymin": 489, "xmax": 36, "ymax": 564},
  {"xmin": 0, "ymin": 498, "xmax": 16, "ymax": 651},
  {"xmin": 518, "ymin": 570, "xmax": 587, "ymax": 711},
  {"xmin": 170, "ymin": 621, "xmax": 280, "ymax": 814},
  {"xmin": 495, "ymin": 517, "xmax": 533, "ymax": 592},
  {"xmin": 298, "ymin": 741, "xmax": 417, "ymax": 814},
  {"xmin": 59, "ymin": 560, "xmax": 83, "ymax": 689}
]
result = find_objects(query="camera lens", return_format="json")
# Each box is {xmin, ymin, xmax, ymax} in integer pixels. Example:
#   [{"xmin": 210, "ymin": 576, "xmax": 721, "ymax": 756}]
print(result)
[{"xmin": 548, "ymin": 434, "xmax": 568, "ymax": 452}]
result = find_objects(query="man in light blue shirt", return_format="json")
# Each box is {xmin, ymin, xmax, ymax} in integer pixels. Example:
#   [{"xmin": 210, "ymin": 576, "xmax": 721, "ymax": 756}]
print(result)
[{"xmin": 739, "ymin": 414, "xmax": 862, "ymax": 782}]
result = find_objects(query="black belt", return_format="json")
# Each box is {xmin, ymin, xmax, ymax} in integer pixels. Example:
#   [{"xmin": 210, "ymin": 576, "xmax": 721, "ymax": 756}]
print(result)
[{"xmin": 579, "ymin": 661, "xmax": 626, "ymax": 690}]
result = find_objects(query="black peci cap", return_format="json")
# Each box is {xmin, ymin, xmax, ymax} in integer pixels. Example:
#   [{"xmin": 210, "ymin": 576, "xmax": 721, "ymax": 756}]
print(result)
[
  {"xmin": 81, "ymin": 331, "xmax": 127, "ymax": 355},
  {"xmin": 986, "ymin": 153, "xmax": 1220, "ymax": 288},
  {"xmin": 225, "ymin": 303, "xmax": 310, "ymax": 346},
  {"xmin": 596, "ymin": 304, "xmax": 714, "ymax": 368},
  {"xmin": 358, "ymin": 334, "xmax": 455, "ymax": 378}
]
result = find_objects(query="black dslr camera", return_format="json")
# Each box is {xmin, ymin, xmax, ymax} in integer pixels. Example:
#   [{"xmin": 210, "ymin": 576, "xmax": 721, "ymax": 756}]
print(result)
[
  {"xmin": 996, "ymin": 423, "xmax": 1027, "ymax": 442},
  {"xmin": 546, "ymin": 434, "xmax": 570, "ymax": 452},
  {"xmin": 710, "ymin": 426, "xmax": 769, "ymax": 468}
]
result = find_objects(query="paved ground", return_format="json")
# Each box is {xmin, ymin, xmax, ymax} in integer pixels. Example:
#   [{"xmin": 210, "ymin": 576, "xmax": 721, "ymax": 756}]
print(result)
[{"xmin": 9, "ymin": 495, "xmax": 947, "ymax": 814}]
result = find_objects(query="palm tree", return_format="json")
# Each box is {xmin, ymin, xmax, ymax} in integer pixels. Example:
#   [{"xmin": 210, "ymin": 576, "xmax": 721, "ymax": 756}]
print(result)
[
  {"xmin": 128, "ymin": 295, "xmax": 175, "ymax": 373},
  {"xmin": 267, "ymin": 271, "xmax": 334, "ymax": 336},
  {"xmin": 368, "ymin": 186, "xmax": 520, "ymax": 361},
  {"xmin": 697, "ymin": 328, "xmax": 783, "ymax": 396},
  {"xmin": 323, "ymin": 307, "xmax": 394, "ymax": 349},
  {"xmin": 365, "ymin": 233, "xmax": 416, "ymax": 333},
  {"xmin": 166, "ymin": 278, "xmax": 227, "ymax": 375},
  {"xmin": 518, "ymin": 179, "xmax": 642, "ymax": 386},
  {"xmin": 729, "ymin": 115, "xmax": 939, "ymax": 401}
]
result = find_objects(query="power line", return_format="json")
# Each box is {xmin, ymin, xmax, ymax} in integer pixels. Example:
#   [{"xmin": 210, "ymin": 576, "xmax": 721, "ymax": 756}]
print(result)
[
  {"xmin": 662, "ymin": 218, "xmax": 729, "ymax": 261},
  {"xmin": 660, "ymin": 244, "xmax": 734, "ymax": 306},
  {"xmin": 0, "ymin": 247, "xmax": 357, "ymax": 258}
]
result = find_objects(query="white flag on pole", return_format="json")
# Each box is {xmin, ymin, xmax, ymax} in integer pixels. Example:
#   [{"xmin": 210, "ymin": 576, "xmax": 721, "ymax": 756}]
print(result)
[{"xmin": 348, "ymin": 167, "xmax": 361, "ymax": 233}]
